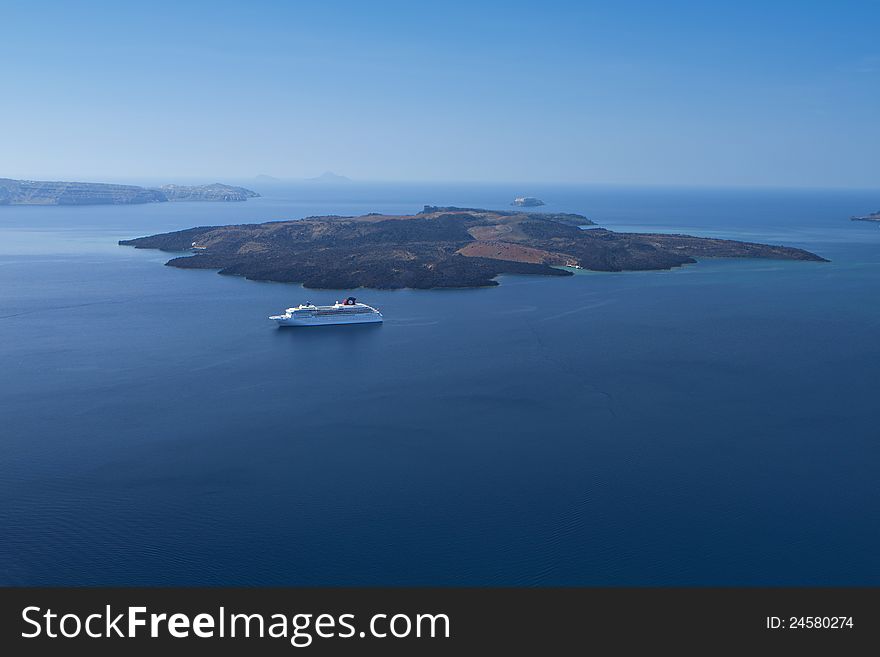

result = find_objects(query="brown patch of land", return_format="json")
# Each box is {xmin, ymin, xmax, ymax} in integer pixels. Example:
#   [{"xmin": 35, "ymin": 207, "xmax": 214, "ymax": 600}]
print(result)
[{"xmin": 457, "ymin": 241, "xmax": 571, "ymax": 265}]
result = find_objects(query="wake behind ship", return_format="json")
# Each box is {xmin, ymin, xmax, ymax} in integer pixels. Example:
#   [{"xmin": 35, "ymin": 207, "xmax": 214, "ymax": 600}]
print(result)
[{"xmin": 270, "ymin": 297, "xmax": 383, "ymax": 327}]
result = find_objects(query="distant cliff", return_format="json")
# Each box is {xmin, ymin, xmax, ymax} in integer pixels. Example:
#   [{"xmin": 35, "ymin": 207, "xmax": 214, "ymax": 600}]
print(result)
[
  {"xmin": 158, "ymin": 183, "xmax": 260, "ymax": 202},
  {"xmin": 0, "ymin": 178, "xmax": 166, "ymax": 205},
  {"xmin": 0, "ymin": 178, "xmax": 259, "ymax": 205}
]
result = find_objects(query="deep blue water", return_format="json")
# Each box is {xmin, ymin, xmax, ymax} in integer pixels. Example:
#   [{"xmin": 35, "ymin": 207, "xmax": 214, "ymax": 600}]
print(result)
[{"xmin": 1, "ymin": 183, "xmax": 879, "ymax": 585}]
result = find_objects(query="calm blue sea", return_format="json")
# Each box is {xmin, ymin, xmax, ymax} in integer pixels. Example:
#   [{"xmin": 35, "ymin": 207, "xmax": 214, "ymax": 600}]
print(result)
[{"xmin": 1, "ymin": 182, "xmax": 878, "ymax": 585}]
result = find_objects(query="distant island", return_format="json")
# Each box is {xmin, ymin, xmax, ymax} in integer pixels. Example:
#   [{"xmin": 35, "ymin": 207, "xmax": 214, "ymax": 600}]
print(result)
[
  {"xmin": 0, "ymin": 178, "xmax": 259, "ymax": 205},
  {"xmin": 851, "ymin": 211, "xmax": 880, "ymax": 223},
  {"xmin": 512, "ymin": 196, "xmax": 545, "ymax": 207},
  {"xmin": 120, "ymin": 206, "xmax": 827, "ymax": 289},
  {"xmin": 156, "ymin": 183, "xmax": 259, "ymax": 202},
  {"xmin": 305, "ymin": 171, "xmax": 352, "ymax": 183}
]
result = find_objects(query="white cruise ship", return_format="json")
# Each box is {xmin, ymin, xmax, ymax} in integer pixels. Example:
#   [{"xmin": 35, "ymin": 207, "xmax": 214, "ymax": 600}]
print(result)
[{"xmin": 269, "ymin": 297, "xmax": 383, "ymax": 327}]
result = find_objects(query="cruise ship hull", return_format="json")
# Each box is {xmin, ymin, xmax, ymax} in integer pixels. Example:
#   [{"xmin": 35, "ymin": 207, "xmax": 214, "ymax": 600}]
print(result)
[{"xmin": 271, "ymin": 314, "xmax": 383, "ymax": 327}]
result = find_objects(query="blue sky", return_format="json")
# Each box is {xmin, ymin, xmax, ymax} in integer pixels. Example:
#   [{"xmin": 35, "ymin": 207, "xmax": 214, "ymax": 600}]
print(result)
[{"xmin": 2, "ymin": 0, "xmax": 878, "ymax": 187}]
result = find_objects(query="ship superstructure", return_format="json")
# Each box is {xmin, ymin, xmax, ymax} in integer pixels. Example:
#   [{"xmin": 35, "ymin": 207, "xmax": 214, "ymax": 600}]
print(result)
[{"xmin": 270, "ymin": 297, "xmax": 383, "ymax": 327}]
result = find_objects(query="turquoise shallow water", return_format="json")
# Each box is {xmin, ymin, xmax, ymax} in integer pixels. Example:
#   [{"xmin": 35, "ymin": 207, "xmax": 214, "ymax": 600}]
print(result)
[{"xmin": 1, "ymin": 183, "xmax": 879, "ymax": 585}]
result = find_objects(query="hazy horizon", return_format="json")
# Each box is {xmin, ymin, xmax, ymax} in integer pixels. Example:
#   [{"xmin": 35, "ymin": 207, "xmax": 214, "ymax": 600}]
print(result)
[
  {"xmin": 2, "ymin": 1, "xmax": 879, "ymax": 188},
  {"xmin": 3, "ymin": 174, "xmax": 878, "ymax": 194}
]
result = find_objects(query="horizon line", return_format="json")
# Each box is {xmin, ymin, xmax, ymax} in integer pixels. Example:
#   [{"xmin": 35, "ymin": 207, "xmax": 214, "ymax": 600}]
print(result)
[{"xmin": 2, "ymin": 173, "xmax": 879, "ymax": 194}]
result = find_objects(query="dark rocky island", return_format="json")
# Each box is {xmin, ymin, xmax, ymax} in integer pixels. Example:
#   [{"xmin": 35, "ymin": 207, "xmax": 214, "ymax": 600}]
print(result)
[
  {"xmin": 119, "ymin": 205, "xmax": 827, "ymax": 289},
  {"xmin": 851, "ymin": 211, "xmax": 880, "ymax": 223},
  {"xmin": 512, "ymin": 196, "xmax": 545, "ymax": 207},
  {"xmin": 0, "ymin": 178, "xmax": 259, "ymax": 205}
]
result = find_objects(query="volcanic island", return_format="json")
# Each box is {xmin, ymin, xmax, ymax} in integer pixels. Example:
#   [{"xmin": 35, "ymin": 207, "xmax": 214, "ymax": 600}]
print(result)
[
  {"xmin": 119, "ymin": 206, "xmax": 827, "ymax": 289},
  {"xmin": 851, "ymin": 211, "xmax": 880, "ymax": 223}
]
